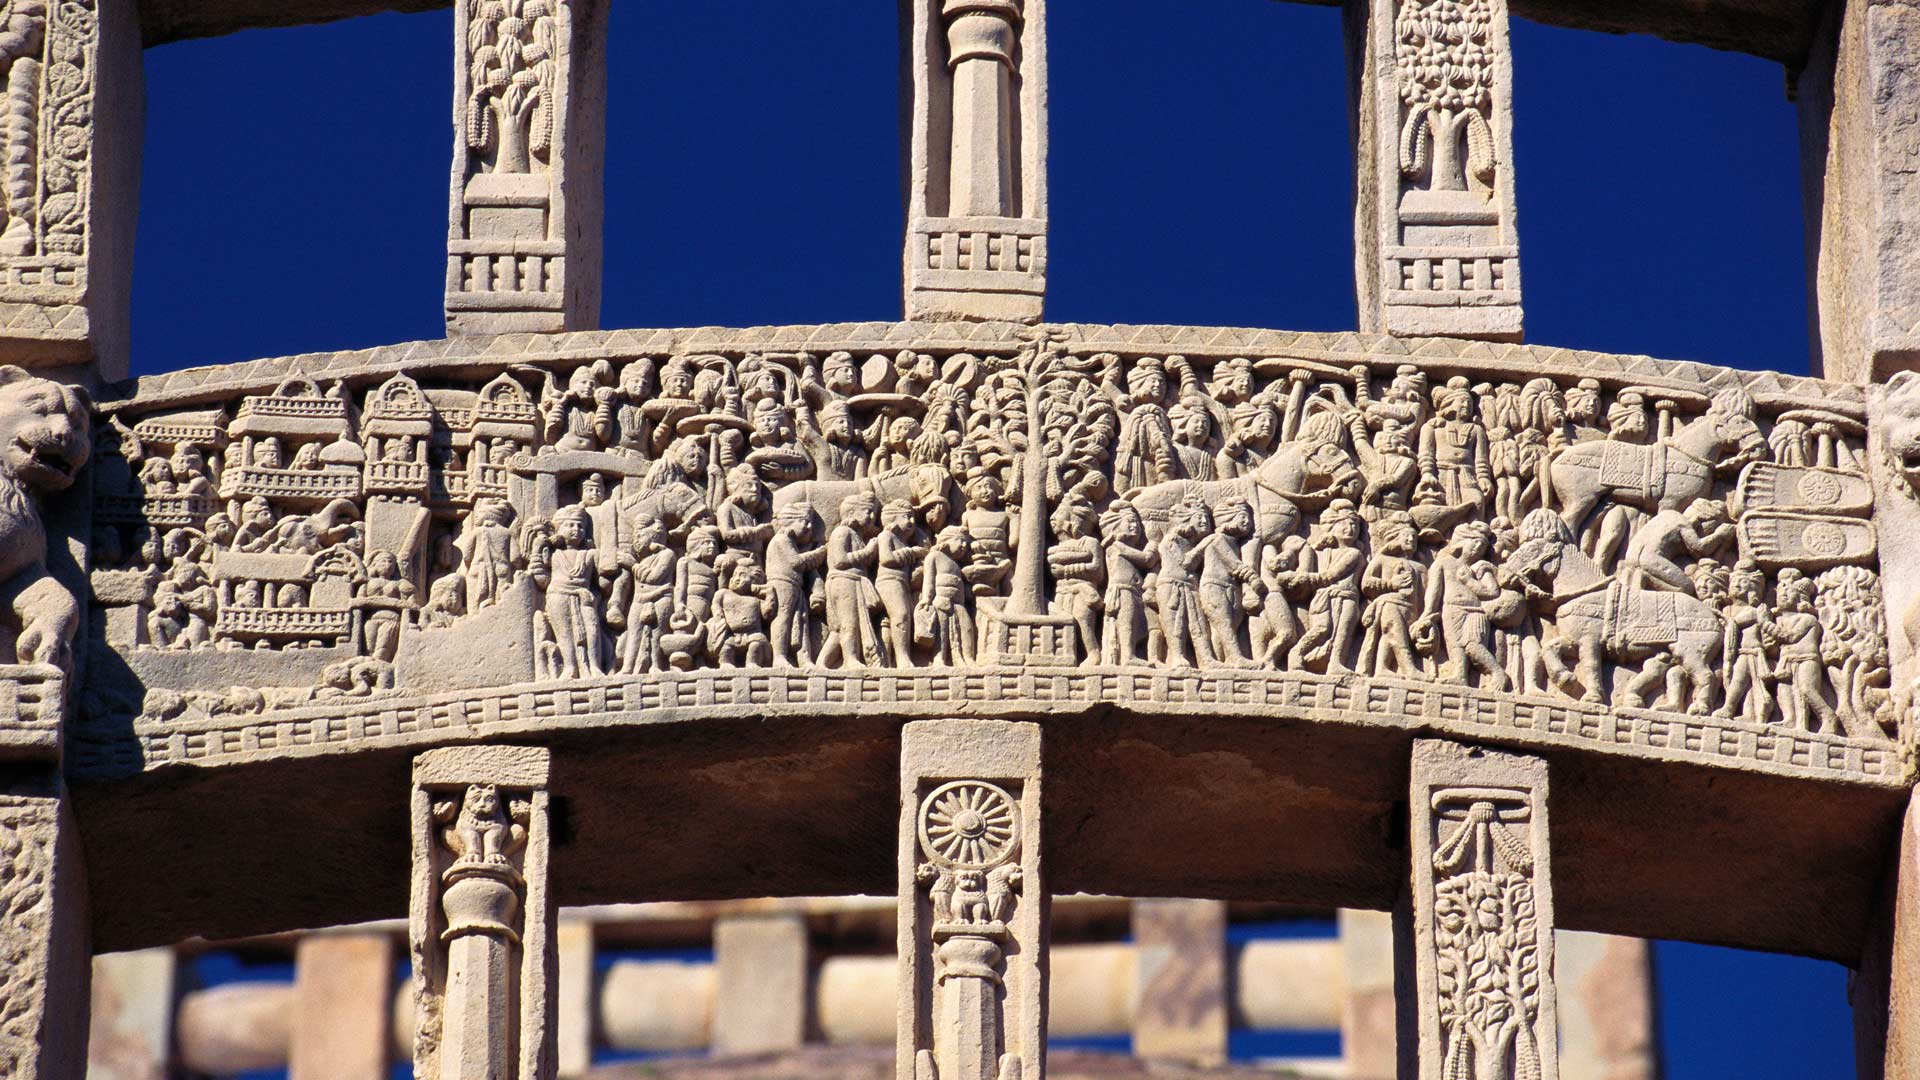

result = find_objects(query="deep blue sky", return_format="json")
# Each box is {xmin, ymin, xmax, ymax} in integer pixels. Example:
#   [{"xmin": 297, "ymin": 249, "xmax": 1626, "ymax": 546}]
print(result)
[{"xmin": 134, "ymin": 3, "xmax": 1847, "ymax": 1075}]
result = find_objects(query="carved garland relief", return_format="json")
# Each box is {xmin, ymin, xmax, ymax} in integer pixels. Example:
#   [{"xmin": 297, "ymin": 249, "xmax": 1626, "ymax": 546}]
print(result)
[
  {"xmin": 0, "ymin": 0, "xmax": 93, "ymax": 296},
  {"xmin": 0, "ymin": 797, "xmax": 55, "ymax": 1080},
  {"xmin": 88, "ymin": 340, "xmax": 1899, "ymax": 755}
]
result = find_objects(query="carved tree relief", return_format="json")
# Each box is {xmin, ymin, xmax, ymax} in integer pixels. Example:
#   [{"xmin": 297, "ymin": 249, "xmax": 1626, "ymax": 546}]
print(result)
[{"xmin": 1411, "ymin": 740, "xmax": 1557, "ymax": 1080}]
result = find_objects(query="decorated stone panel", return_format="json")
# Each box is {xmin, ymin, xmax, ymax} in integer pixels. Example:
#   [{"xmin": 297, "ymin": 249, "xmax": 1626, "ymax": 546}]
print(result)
[{"xmin": 71, "ymin": 326, "xmax": 1913, "ymax": 784}]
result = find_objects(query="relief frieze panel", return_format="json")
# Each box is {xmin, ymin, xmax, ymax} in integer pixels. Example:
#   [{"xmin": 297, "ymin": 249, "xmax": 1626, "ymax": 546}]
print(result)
[{"xmin": 74, "ymin": 327, "xmax": 1913, "ymax": 782}]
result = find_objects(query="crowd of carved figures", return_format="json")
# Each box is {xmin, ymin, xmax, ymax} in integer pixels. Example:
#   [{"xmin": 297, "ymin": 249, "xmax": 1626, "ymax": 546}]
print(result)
[{"xmin": 92, "ymin": 336, "xmax": 1898, "ymax": 740}]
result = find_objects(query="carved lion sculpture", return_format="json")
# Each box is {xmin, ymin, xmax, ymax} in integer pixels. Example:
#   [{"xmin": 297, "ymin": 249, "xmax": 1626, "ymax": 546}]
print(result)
[
  {"xmin": 0, "ymin": 366, "xmax": 89, "ymax": 669},
  {"xmin": 1884, "ymin": 371, "xmax": 1920, "ymax": 503}
]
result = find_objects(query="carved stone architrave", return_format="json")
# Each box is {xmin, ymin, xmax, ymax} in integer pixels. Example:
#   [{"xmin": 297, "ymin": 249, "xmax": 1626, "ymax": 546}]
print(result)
[
  {"xmin": 1407, "ymin": 739, "xmax": 1557, "ymax": 1080},
  {"xmin": 0, "ymin": 788, "xmax": 92, "ymax": 1080},
  {"xmin": 1349, "ymin": 0, "xmax": 1523, "ymax": 342},
  {"xmin": 898, "ymin": 719, "xmax": 1046, "ymax": 1080},
  {"xmin": 0, "ymin": 0, "xmax": 141, "ymax": 380},
  {"xmin": 410, "ymin": 745, "xmax": 555, "ymax": 1080},
  {"xmin": 446, "ymin": 0, "xmax": 605, "ymax": 337},
  {"xmin": 905, "ymin": 0, "xmax": 1048, "ymax": 323}
]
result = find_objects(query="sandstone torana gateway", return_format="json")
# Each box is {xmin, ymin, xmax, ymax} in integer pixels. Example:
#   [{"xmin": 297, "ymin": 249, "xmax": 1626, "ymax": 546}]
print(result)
[{"xmin": 0, "ymin": 0, "xmax": 1915, "ymax": 1077}]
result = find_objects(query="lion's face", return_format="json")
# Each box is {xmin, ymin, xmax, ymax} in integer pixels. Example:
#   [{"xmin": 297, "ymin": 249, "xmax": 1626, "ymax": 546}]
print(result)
[
  {"xmin": 1884, "ymin": 371, "xmax": 1920, "ymax": 498},
  {"xmin": 0, "ymin": 367, "xmax": 89, "ymax": 494}
]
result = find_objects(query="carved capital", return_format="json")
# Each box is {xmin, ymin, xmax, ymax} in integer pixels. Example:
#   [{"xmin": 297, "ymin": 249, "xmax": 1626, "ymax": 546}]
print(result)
[
  {"xmin": 411, "ymin": 745, "xmax": 554, "ymax": 1080},
  {"xmin": 900, "ymin": 720, "xmax": 1046, "ymax": 1080}
]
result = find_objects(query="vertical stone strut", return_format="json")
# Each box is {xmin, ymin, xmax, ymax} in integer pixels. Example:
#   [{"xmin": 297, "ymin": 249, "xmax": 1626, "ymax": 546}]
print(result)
[
  {"xmin": 1407, "ymin": 739, "xmax": 1557, "ymax": 1080},
  {"xmin": 0, "ymin": 0, "xmax": 141, "ymax": 380},
  {"xmin": 906, "ymin": 0, "xmax": 1048, "ymax": 323},
  {"xmin": 411, "ymin": 745, "xmax": 556, "ymax": 1080},
  {"xmin": 899, "ymin": 720, "xmax": 1047, "ymax": 1080},
  {"xmin": 1796, "ymin": 0, "xmax": 1920, "ymax": 383},
  {"xmin": 1349, "ymin": 0, "xmax": 1523, "ymax": 341},
  {"xmin": 0, "ymin": 786, "xmax": 90, "ymax": 1080},
  {"xmin": 447, "ymin": 0, "xmax": 606, "ymax": 336}
]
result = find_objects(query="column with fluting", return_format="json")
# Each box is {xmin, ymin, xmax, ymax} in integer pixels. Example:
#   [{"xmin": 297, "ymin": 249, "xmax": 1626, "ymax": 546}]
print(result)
[
  {"xmin": 411, "ymin": 745, "xmax": 557, "ymax": 1080},
  {"xmin": 905, "ymin": 0, "xmax": 1048, "ymax": 323}
]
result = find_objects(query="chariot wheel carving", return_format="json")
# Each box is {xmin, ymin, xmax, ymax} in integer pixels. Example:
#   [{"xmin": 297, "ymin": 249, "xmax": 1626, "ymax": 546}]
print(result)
[{"xmin": 917, "ymin": 780, "xmax": 1020, "ymax": 870}]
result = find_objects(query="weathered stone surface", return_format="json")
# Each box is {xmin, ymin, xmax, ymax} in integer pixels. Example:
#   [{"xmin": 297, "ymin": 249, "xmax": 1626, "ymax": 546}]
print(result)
[
  {"xmin": 1350, "ymin": 0, "xmax": 1524, "ymax": 340},
  {"xmin": 899, "ymin": 719, "xmax": 1046, "ymax": 1080},
  {"xmin": 175, "ymin": 981, "xmax": 293, "ymax": 1075},
  {"xmin": 1132, "ymin": 900, "xmax": 1228, "ymax": 1066},
  {"xmin": 1338, "ymin": 909, "xmax": 1398, "ymax": 1080},
  {"xmin": 905, "ymin": 1, "xmax": 1047, "ymax": 322},
  {"xmin": 0, "ymin": 0, "xmax": 144, "ymax": 381},
  {"xmin": 712, "ymin": 914, "xmax": 810, "ymax": 1055},
  {"xmin": 85, "ymin": 949, "xmax": 175, "ymax": 1080},
  {"xmin": 1406, "ymin": 739, "xmax": 1557, "ymax": 1080},
  {"xmin": 1556, "ymin": 931, "xmax": 1658, "ymax": 1080},
  {"xmin": 291, "ymin": 932, "xmax": 393, "ymax": 1080},
  {"xmin": 1797, "ymin": 0, "xmax": 1920, "ymax": 384},
  {"xmin": 411, "ymin": 744, "xmax": 556, "ymax": 1080},
  {"xmin": 445, "ymin": 0, "xmax": 604, "ymax": 336},
  {"xmin": 0, "ymin": 785, "xmax": 90, "ymax": 1080}
]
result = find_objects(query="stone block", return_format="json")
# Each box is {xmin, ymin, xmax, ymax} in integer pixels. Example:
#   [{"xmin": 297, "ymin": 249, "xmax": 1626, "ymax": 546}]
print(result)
[
  {"xmin": 446, "ymin": 0, "xmax": 604, "ymax": 335},
  {"xmin": 1349, "ymin": 0, "xmax": 1523, "ymax": 341}
]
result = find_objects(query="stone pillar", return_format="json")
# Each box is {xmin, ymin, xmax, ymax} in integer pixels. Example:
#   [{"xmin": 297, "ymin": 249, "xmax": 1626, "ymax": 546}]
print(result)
[
  {"xmin": 1853, "ymin": 787, "xmax": 1920, "ymax": 1079},
  {"xmin": 446, "ymin": 0, "xmax": 605, "ymax": 336},
  {"xmin": 712, "ymin": 914, "xmax": 810, "ymax": 1055},
  {"xmin": 905, "ymin": 0, "xmax": 1048, "ymax": 323},
  {"xmin": 1338, "ymin": 908, "xmax": 1399, "ymax": 1080},
  {"xmin": 411, "ymin": 745, "xmax": 556, "ymax": 1080},
  {"xmin": 0, "ymin": 783, "xmax": 90, "ymax": 1080},
  {"xmin": 1556, "ymin": 932, "xmax": 1659, "ymax": 1080},
  {"xmin": 1348, "ymin": 0, "xmax": 1523, "ymax": 342},
  {"xmin": 1131, "ymin": 899, "xmax": 1228, "ymax": 1067},
  {"xmin": 898, "ymin": 720, "xmax": 1047, "ymax": 1080},
  {"xmin": 291, "ymin": 932, "xmax": 393, "ymax": 1080},
  {"xmin": 1795, "ymin": 0, "xmax": 1920, "ymax": 383},
  {"xmin": 0, "ymin": 0, "xmax": 141, "ymax": 382},
  {"xmin": 86, "ymin": 949, "xmax": 176, "ymax": 1080},
  {"xmin": 1404, "ymin": 739, "xmax": 1557, "ymax": 1080},
  {"xmin": 555, "ymin": 919, "xmax": 595, "ymax": 1079}
]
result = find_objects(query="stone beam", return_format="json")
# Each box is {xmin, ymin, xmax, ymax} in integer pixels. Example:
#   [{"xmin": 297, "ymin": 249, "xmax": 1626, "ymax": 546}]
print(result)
[
  {"xmin": 1796, "ymin": 0, "xmax": 1920, "ymax": 383},
  {"xmin": 1404, "ymin": 739, "xmax": 1558, "ymax": 1080},
  {"xmin": 899, "ymin": 720, "xmax": 1047, "ymax": 1080},
  {"xmin": 904, "ymin": 0, "xmax": 1048, "ymax": 322},
  {"xmin": 410, "ymin": 745, "xmax": 557, "ymax": 1080},
  {"xmin": 445, "ymin": 0, "xmax": 605, "ymax": 336},
  {"xmin": 1349, "ymin": 0, "xmax": 1524, "ymax": 341}
]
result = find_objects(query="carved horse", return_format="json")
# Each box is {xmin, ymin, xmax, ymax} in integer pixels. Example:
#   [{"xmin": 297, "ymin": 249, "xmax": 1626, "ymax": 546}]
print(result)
[
  {"xmin": 772, "ymin": 462, "xmax": 955, "ymax": 535},
  {"xmin": 1549, "ymin": 389, "xmax": 1764, "ymax": 538},
  {"xmin": 1524, "ymin": 532, "xmax": 1723, "ymax": 711},
  {"xmin": 1125, "ymin": 409, "xmax": 1361, "ymax": 548}
]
